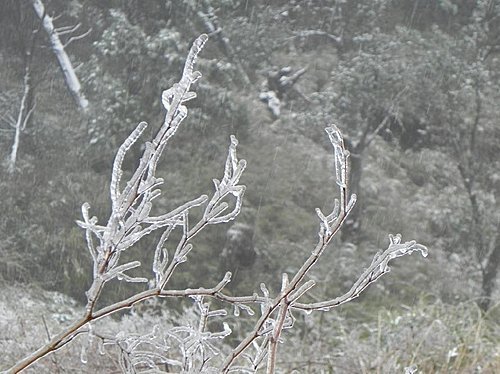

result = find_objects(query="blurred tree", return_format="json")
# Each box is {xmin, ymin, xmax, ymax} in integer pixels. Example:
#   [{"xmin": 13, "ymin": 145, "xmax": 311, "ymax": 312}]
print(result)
[
  {"xmin": 31, "ymin": 0, "xmax": 89, "ymax": 110},
  {"xmin": 3, "ymin": 3, "xmax": 41, "ymax": 173},
  {"xmin": 329, "ymin": 0, "xmax": 500, "ymax": 309},
  {"xmin": 430, "ymin": 0, "xmax": 500, "ymax": 311}
]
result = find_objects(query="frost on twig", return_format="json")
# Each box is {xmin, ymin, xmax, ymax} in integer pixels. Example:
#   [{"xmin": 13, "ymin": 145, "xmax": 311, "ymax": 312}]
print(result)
[
  {"xmin": 219, "ymin": 125, "xmax": 427, "ymax": 373},
  {"xmin": 9, "ymin": 33, "xmax": 428, "ymax": 374},
  {"xmin": 292, "ymin": 234, "xmax": 428, "ymax": 312},
  {"xmin": 71, "ymin": 37, "xmax": 247, "ymax": 338},
  {"xmin": 75, "ymin": 35, "xmax": 218, "ymax": 304},
  {"xmin": 204, "ymin": 135, "xmax": 247, "ymax": 225},
  {"xmin": 104, "ymin": 300, "xmax": 232, "ymax": 374},
  {"xmin": 316, "ymin": 125, "xmax": 357, "ymax": 241}
]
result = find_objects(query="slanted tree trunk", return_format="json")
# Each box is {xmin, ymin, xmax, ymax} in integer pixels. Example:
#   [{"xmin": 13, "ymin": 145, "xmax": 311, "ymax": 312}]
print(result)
[
  {"xmin": 31, "ymin": 0, "xmax": 89, "ymax": 111},
  {"xmin": 196, "ymin": 0, "xmax": 251, "ymax": 86}
]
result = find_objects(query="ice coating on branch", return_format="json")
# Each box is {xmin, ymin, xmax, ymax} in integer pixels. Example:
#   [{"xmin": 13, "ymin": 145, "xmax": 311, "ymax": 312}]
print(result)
[
  {"xmin": 204, "ymin": 135, "xmax": 246, "ymax": 224},
  {"xmin": 183, "ymin": 34, "xmax": 208, "ymax": 80},
  {"xmin": 63, "ymin": 32, "xmax": 434, "ymax": 374},
  {"xmin": 293, "ymin": 234, "xmax": 428, "ymax": 312},
  {"xmin": 156, "ymin": 34, "xmax": 208, "ymax": 146},
  {"xmin": 75, "ymin": 35, "xmax": 214, "ymax": 304},
  {"xmin": 325, "ymin": 125, "xmax": 349, "ymax": 189},
  {"xmin": 315, "ymin": 125, "xmax": 356, "ymax": 240},
  {"xmin": 152, "ymin": 225, "xmax": 173, "ymax": 286},
  {"xmin": 110, "ymin": 121, "xmax": 148, "ymax": 212}
]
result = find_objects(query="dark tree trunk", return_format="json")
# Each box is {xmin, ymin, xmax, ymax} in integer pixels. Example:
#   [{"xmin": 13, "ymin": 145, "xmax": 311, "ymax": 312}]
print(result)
[{"xmin": 479, "ymin": 236, "xmax": 500, "ymax": 312}]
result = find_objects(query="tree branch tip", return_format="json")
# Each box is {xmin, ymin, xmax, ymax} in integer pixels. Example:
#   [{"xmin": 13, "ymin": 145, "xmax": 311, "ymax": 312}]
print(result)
[
  {"xmin": 223, "ymin": 272, "xmax": 232, "ymax": 283},
  {"xmin": 413, "ymin": 244, "xmax": 429, "ymax": 257},
  {"xmin": 389, "ymin": 233, "xmax": 402, "ymax": 244},
  {"xmin": 325, "ymin": 124, "xmax": 340, "ymax": 134},
  {"xmin": 197, "ymin": 33, "xmax": 209, "ymax": 44}
]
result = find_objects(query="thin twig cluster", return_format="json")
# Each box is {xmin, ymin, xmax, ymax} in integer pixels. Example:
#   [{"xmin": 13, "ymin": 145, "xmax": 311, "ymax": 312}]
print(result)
[{"xmin": 6, "ymin": 34, "xmax": 427, "ymax": 374}]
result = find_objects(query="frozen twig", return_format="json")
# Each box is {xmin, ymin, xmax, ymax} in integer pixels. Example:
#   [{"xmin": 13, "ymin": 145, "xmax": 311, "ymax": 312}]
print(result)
[
  {"xmin": 7, "ymin": 33, "xmax": 427, "ymax": 374},
  {"xmin": 220, "ymin": 125, "xmax": 426, "ymax": 373},
  {"xmin": 292, "ymin": 235, "xmax": 428, "ymax": 312},
  {"xmin": 7, "ymin": 34, "xmax": 244, "ymax": 373}
]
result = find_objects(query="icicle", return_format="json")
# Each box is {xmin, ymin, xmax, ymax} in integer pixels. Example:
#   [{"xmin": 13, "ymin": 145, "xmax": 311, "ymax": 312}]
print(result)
[{"xmin": 97, "ymin": 338, "xmax": 106, "ymax": 355}]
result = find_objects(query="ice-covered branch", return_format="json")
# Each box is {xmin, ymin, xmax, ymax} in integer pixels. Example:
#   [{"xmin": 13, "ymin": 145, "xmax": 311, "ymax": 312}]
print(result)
[
  {"xmin": 154, "ymin": 34, "xmax": 208, "ymax": 147},
  {"xmin": 292, "ymin": 235, "xmax": 428, "ymax": 312},
  {"xmin": 6, "ymin": 11, "xmax": 41, "ymax": 174},
  {"xmin": 8, "ymin": 32, "xmax": 428, "ymax": 374},
  {"xmin": 79, "ymin": 35, "xmax": 216, "ymax": 301},
  {"xmin": 204, "ymin": 136, "xmax": 247, "ymax": 225},
  {"xmin": 8, "ymin": 34, "xmax": 231, "ymax": 373},
  {"xmin": 7, "ymin": 55, "xmax": 33, "ymax": 174},
  {"xmin": 220, "ymin": 125, "xmax": 426, "ymax": 373}
]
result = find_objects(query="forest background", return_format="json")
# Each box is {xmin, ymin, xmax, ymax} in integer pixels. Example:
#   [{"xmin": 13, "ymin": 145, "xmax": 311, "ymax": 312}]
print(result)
[{"xmin": 0, "ymin": 0, "xmax": 499, "ymax": 372}]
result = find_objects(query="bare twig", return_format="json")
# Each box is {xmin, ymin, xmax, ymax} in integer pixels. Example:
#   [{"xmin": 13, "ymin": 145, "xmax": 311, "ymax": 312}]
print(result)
[{"xmin": 63, "ymin": 27, "xmax": 92, "ymax": 48}]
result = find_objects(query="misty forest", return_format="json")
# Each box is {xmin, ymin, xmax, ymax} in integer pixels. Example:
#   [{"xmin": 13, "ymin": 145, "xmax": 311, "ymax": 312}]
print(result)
[{"xmin": 0, "ymin": 0, "xmax": 499, "ymax": 373}]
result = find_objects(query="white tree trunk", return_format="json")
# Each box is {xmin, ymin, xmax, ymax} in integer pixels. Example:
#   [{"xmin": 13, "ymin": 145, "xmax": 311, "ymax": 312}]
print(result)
[
  {"xmin": 8, "ymin": 64, "xmax": 32, "ymax": 174},
  {"xmin": 31, "ymin": 0, "xmax": 89, "ymax": 110}
]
